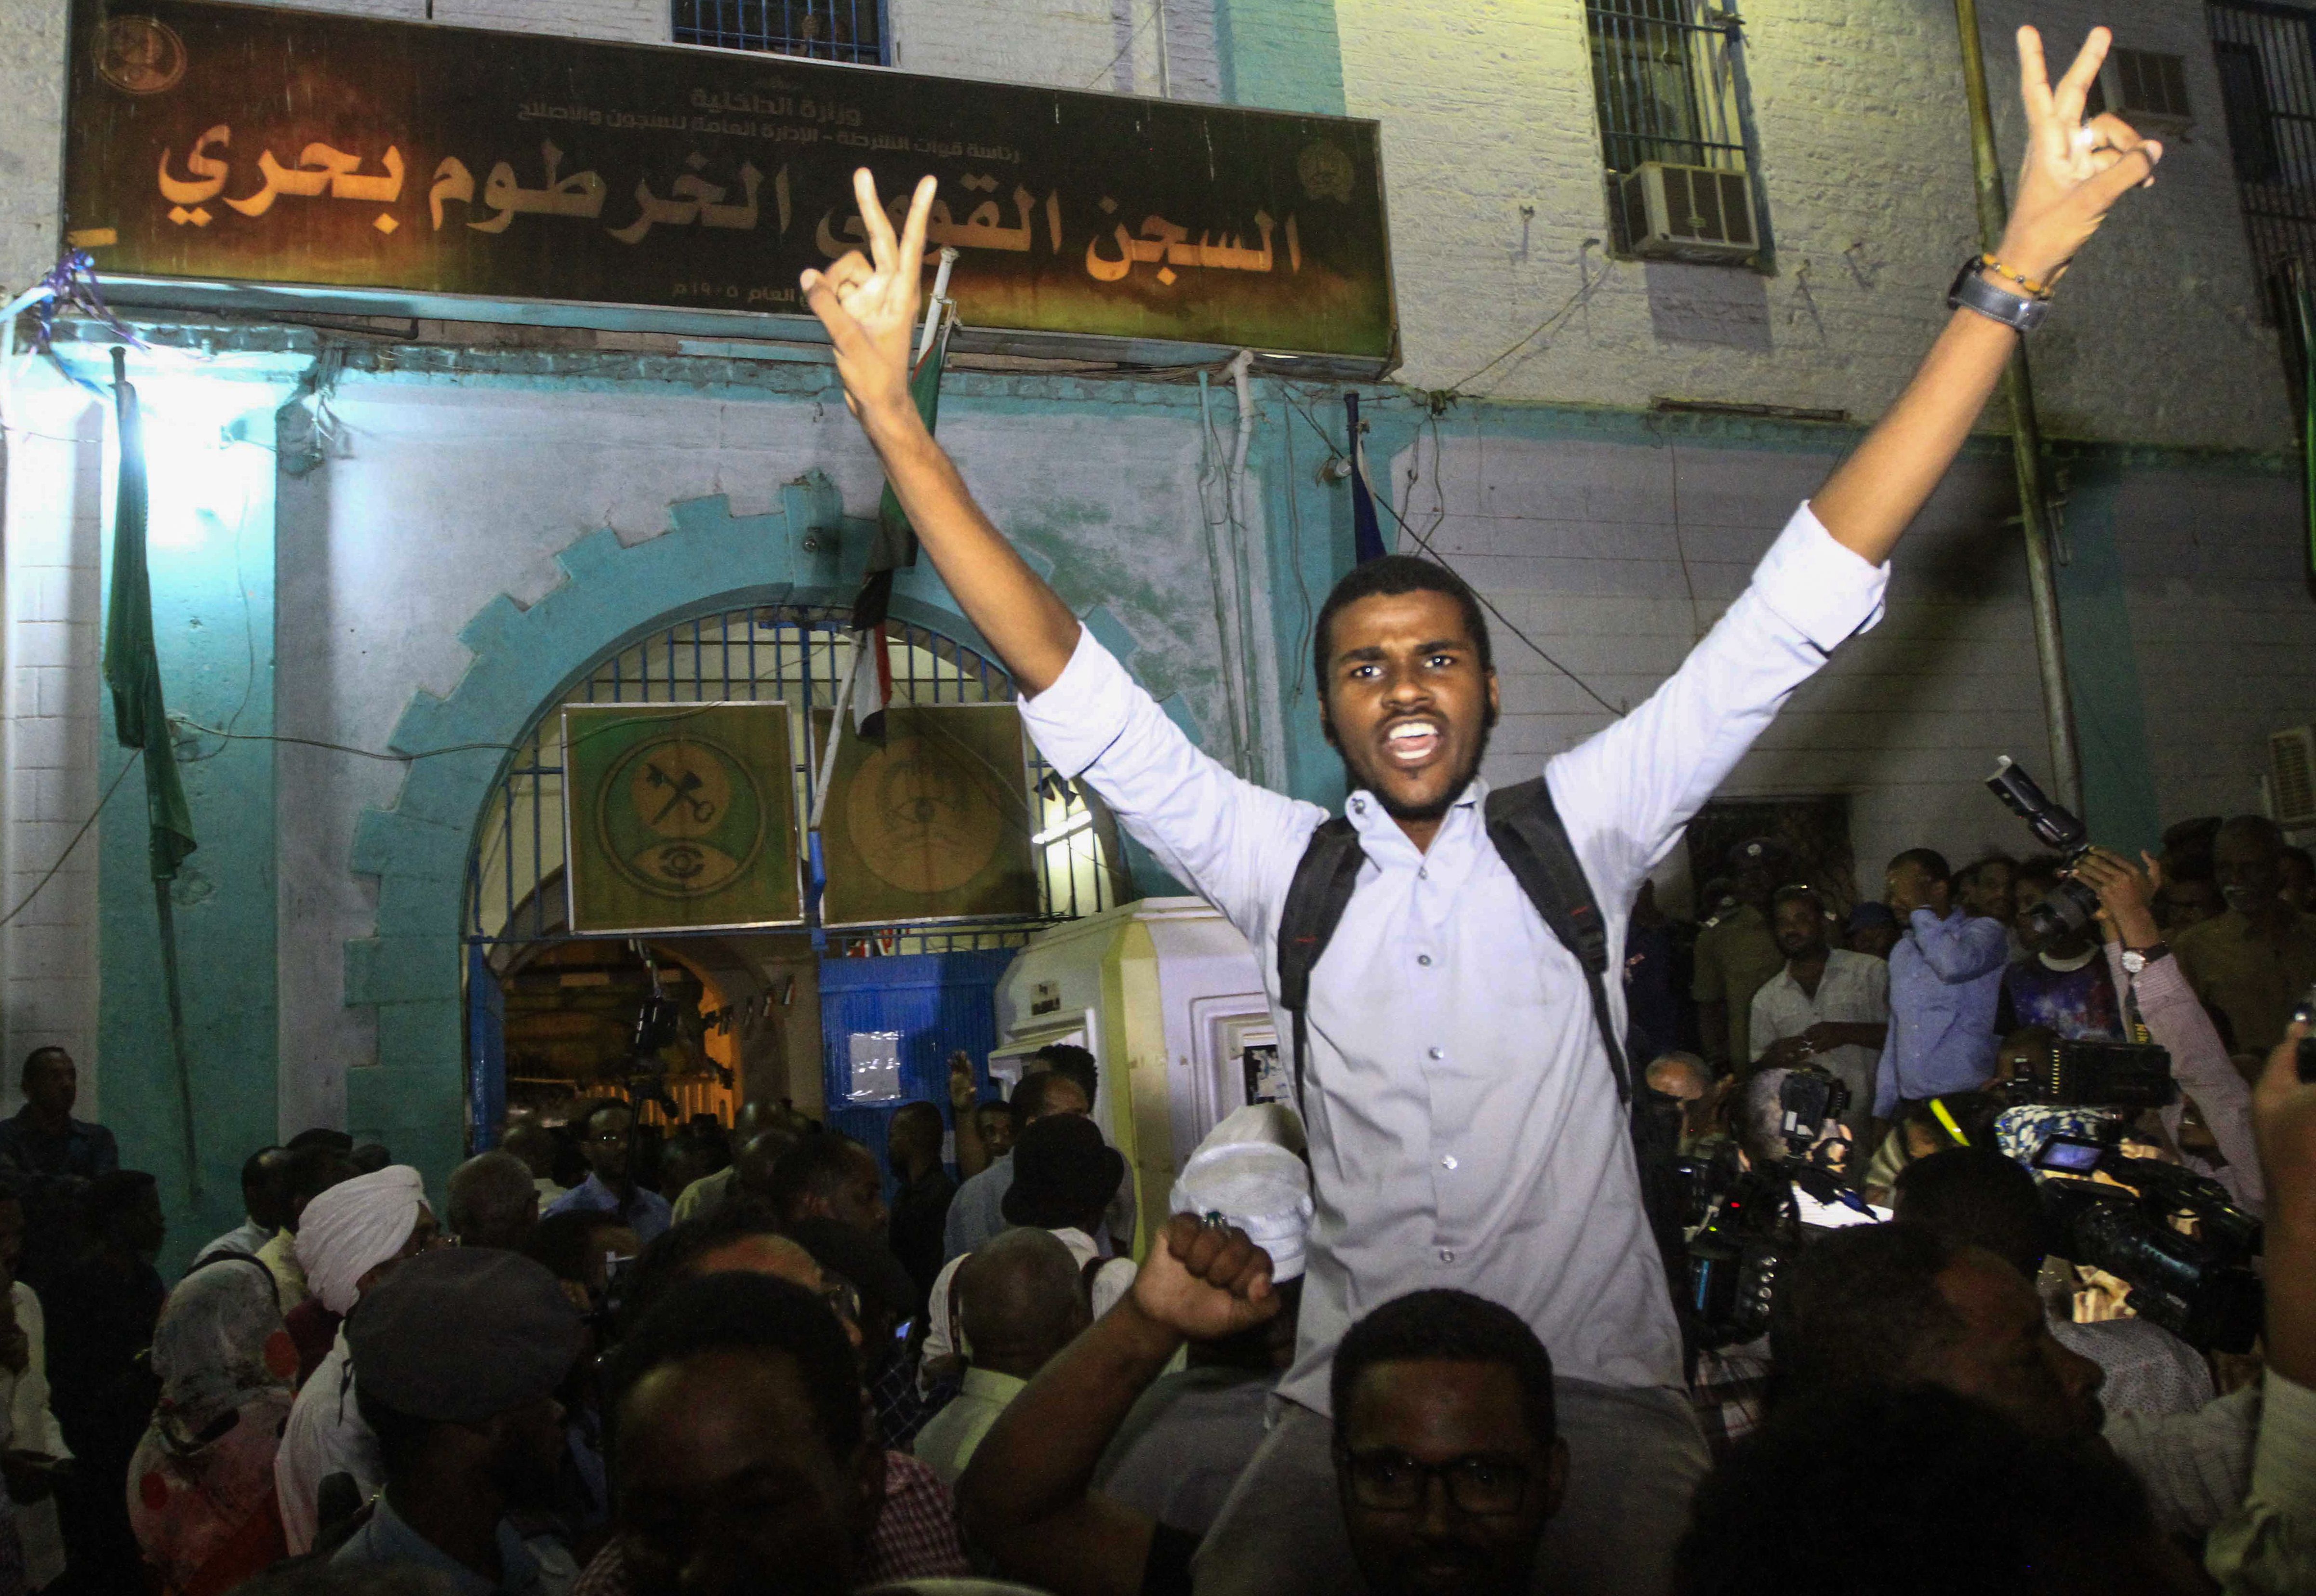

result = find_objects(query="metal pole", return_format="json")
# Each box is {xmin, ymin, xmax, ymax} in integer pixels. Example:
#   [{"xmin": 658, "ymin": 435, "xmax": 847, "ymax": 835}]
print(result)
[{"xmin": 1952, "ymin": 0, "xmax": 2083, "ymax": 812}]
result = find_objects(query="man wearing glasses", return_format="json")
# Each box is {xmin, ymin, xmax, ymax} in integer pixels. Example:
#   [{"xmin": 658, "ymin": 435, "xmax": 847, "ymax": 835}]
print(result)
[
  {"xmin": 959, "ymin": 1216, "xmax": 1561, "ymax": 1596},
  {"xmin": 546, "ymin": 1100, "xmax": 674, "ymax": 1245}
]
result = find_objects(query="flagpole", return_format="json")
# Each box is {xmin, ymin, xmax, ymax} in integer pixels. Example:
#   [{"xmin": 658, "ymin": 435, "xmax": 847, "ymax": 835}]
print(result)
[
  {"xmin": 808, "ymin": 644, "xmax": 862, "ymax": 832},
  {"xmin": 917, "ymin": 247, "xmax": 959, "ymax": 367}
]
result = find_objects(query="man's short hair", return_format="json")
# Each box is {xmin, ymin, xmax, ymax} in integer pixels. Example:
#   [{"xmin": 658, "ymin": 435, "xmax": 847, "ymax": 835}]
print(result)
[
  {"xmin": 1031, "ymin": 1044, "xmax": 1098, "ymax": 1102},
  {"xmin": 1331, "ymin": 1289, "xmax": 1555, "ymax": 1449},
  {"xmin": 1008, "ymin": 1069, "xmax": 1085, "ymax": 1132},
  {"xmin": 579, "ymin": 1098, "xmax": 630, "ymax": 1138},
  {"xmin": 608, "ymin": 1271, "xmax": 863, "ymax": 1460},
  {"xmin": 1645, "ymin": 1051, "xmax": 1710, "ymax": 1096},
  {"xmin": 889, "ymin": 1100, "xmax": 944, "ymax": 1148},
  {"xmin": 285, "ymin": 1127, "xmax": 355, "ymax": 1155},
  {"xmin": 1887, "ymin": 848, "xmax": 1951, "ymax": 885},
  {"xmin": 1768, "ymin": 1223, "xmax": 1966, "ymax": 1405},
  {"xmin": 1312, "ymin": 555, "xmax": 1494, "ymax": 697},
  {"xmin": 1890, "ymin": 1149, "xmax": 2051, "ymax": 1282},
  {"xmin": 241, "ymin": 1146, "xmax": 287, "ymax": 1194},
  {"xmin": 18, "ymin": 1047, "xmax": 68, "ymax": 1090},
  {"xmin": 1674, "ymin": 1383, "xmax": 2152, "ymax": 1596},
  {"xmin": 445, "ymin": 1150, "xmax": 539, "ymax": 1244},
  {"xmin": 1767, "ymin": 884, "xmax": 1825, "ymax": 918},
  {"xmin": 617, "ymin": 1203, "xmax": 791, "ymax": 1332},
  {"xmin": 763, "ymin": 1131, "xmax": 869, "ymax": 1223}
]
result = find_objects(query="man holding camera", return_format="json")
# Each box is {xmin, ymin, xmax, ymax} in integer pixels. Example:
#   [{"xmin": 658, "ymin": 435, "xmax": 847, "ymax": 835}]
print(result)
[{"xmin": 801, "ymin": 26, "xmax": 2159, "ymax": 1594}]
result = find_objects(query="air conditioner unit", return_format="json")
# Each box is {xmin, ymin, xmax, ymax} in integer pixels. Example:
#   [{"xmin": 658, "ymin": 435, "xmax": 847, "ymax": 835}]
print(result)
[
  {"xmin": 1617, "ymin": 162, "xmax": 1758, "ymax": 262},
  {"xmin": 2271, "ymin": 725, "xmax": 2316, "ymax": 828}
]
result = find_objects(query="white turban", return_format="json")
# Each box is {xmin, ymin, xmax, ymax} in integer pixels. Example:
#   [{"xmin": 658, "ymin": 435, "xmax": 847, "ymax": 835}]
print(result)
[
  {"xmin": 1170, "ymin": 1108, "xmax": 1314, "ymax": 1283},
  {"xmin": 296, "ymin": 1165, "xmax": 426, "ymax": 1315}
]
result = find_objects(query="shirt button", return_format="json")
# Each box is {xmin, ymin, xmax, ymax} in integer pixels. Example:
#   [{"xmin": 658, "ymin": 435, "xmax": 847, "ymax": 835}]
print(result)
[
  {"xmin": 1418, "ymin": 866, "xmax": 1428, "ymax": 879},
  {"xmin": 1427, "ymin": 1047, "xmax": 1442, "ymax": 1061},
  {"xmin": 1441, "ymin": 1155, "xmax": 1458, "ymax": 1170},
  {"xmin": 1351, "ymin": 798, "xmax": 1366, "ymax": 814},
  {"xmin": 1417, "ymin": 954, "xmax": 1432, "ymax": 967},
  {"xmin": 1438, "ymin": 1249, "xmax": 1456, "ymax": 1263}
]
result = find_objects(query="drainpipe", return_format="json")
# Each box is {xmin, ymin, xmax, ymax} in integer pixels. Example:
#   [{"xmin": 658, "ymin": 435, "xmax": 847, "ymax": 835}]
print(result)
[
  {"xmin": 1226, "ymin": 349, "xmax": 1265, "ymax": 786},
  {"xmin": 1953, "ymin": 0, "xmax": 2083, "ymax": 812}
]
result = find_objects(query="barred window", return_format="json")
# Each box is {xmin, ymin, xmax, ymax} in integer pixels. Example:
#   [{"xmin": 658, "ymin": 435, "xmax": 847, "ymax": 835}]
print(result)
[
  {"xmin": 2084, "ymin": 47, "xmax": 2191, "ymax": 123},
  {"xmin": 1585, "ymin": 0, "xmax": 1765, "ymax": 263},
  {"xmin": 673, "ymin": 0, "xmax": 885, "ymax": 64},
  {"xmin": 2211, "ymin": 0, "xmax": 2316, "ymax": 323}
]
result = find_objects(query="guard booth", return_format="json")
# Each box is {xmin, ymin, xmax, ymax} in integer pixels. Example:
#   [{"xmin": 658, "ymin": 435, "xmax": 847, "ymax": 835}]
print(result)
[{"xmin": 983, "ymin": 897, "xmax": 1277, "ymax": 1252}]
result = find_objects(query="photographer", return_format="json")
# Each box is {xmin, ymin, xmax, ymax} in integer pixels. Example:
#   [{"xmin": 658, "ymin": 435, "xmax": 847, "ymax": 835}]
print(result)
[
  {"xmin": 2070, "ymin": 849, "xmax": 2263, "ymax": 1215},
  {"xmin": 2204, "ymin": 1024, "xmax": 2316, "ymax": 1591}
]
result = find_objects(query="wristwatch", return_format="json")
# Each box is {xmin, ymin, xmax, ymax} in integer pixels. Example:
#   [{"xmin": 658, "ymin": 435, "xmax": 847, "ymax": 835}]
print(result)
[
  {"xmin": 2119, "ymin": 943, "xmax": 2170, "ymax": 975},
  {"xmin": 1947, "ymin": 258, "xmax": 2050, "ymax": 332}
]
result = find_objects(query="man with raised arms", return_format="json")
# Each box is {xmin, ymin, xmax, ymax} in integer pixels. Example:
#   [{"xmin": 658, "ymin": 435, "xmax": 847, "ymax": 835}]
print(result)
[{"xmin": 800, "ymin": 28, "xmax": 2158, "ymax": 1595}]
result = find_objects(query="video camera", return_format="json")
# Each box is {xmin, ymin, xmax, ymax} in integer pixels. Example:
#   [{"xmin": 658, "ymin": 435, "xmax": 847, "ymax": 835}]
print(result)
[
  {"xmin": 1983, "ymin": 757, "xmax": 2103, "ymax": 943},
  {"xmin": 2002, "ymin": 1036, "xmax": 2177, "ymax": 1111},
  {"xmin": 2024, "ymin": 1124, "xmax": 2264, "ymax": 1353},
  {"xmin": 1676, "ymin": 1066, "xmax": 1856, "ymax": 1350}
]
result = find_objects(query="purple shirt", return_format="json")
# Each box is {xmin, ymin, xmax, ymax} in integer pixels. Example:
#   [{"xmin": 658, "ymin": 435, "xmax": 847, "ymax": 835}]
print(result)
[{"xmin": 1878, "ymin": 908, "xmax": 2008, "ymax": 1116}]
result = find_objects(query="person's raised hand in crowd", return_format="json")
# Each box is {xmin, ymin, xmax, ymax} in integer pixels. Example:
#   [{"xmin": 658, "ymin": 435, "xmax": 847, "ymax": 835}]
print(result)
[
  {"xmin": 1130, "ymin": 1212, "xmax": 1278, "ymax": 1342},
  {"xmin": 2256, "ymin": 1023, "xmax": 2316, "ymax": 1388},
  {"xmin": 959, "ymin": 1215, "xmax": 1278, "ymax": 1596},
  {"xmin": 948, "ymin": 1049, "xmax": 993, "ymax": 1178},
  {"xmin": 2071, "ymin": 846, "xmax": 2164, "ymax": 948}
]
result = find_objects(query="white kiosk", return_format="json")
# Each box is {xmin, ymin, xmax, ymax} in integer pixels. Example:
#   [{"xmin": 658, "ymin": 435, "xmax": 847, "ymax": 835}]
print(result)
[{"xmin": 989, "ymin": 897, "xmax": 1283, "ymax": 1252}]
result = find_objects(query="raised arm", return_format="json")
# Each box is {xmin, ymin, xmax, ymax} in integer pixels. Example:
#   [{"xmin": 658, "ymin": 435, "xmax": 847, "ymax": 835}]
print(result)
[
  {"xmin": 1907, "ymin": 910, "xmax": 2010, "ymax": 984},
  {"xmin": 958, "ymin": 1216, "xmax": 1277, "ymax": 1596},
  {"xmin": 801, "ymin": 171, "xmax": 1080, "ymax": 694},
  {"xmin": 1810, "ymin": 26, "xmax": 2160, "ymax": 565}
]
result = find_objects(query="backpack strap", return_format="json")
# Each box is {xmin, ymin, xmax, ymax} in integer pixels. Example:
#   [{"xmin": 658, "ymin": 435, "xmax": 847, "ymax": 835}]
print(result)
[
  {"xmin": 1483, "ymin": 777, "xmax": 1634, "ymax": 1104},
  {"xmin": 1276, "ymin": 816, "xmax": 1367, "ymax": 1109}
]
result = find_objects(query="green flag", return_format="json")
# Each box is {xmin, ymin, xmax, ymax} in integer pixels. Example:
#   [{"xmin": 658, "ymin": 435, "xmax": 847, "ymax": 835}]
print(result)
[
  {"xmin": 103, "ymin": 353, "xmax": 197, "ymax": 880},
  {"xmin": 853, "ymin": 318, "xmax": 950, "ymax": 631}
]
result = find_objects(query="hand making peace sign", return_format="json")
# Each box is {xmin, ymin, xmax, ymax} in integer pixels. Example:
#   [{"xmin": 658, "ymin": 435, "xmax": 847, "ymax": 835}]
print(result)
[
  {"xmin": 800, "ymin": 168, "xmax": 940, "ymax": 425},
  {"xmin": 1996, "ymin": 26, "xmax": 2164, "ymax": 286}
]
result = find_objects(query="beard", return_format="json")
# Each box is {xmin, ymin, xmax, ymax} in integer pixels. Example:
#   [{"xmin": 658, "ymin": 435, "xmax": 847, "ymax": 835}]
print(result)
[{"xmin": 1337, "ymin": 718, "xmax": 1494, "ymax": 825}]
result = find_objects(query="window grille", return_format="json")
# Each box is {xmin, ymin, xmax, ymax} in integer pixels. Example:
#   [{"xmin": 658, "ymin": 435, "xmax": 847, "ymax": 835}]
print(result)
[
  {"xmin": 673, "ymin": 0, "xmax": 885, "ymax": 64},
  {"xmin": 2085, "ymin": 48, "xmax": 2192, "ymax": 123},
  {"xmin": 2210, "ymin": 0, "xmax": 2316, "ymax": 323},
  {"xmin": 1585, "ymin": 0, "xmax": 1764, "ymax": 260},
  {"xmin": 466, "ymin": 604, "xmax": 1112, "ymax": 952}
]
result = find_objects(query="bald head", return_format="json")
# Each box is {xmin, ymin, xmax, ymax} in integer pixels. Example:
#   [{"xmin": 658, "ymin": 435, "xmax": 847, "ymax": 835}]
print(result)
[
  {"xmin": 734, "ymin": 1128, "xmax": 800, "ymax": 1203},
  {"xmin": 446, "ymin": 1151, "xmax": 540, "ymax": 1250},
  {"xmin": 692, "ymin": 1233, "xmax": 823, "ymax": 1292},
  {"xmin": 957, "ymin": 1227, "xmax": 1088, "ymax": 1379},
  {"xmin": 1646, "ymin": 1052, "xmax": 1711, "ymax": 1102}
]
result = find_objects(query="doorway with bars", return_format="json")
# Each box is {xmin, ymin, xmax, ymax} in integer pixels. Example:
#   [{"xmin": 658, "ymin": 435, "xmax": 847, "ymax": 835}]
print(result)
[{"xmin": 463, "ymin": 601, "xmax": 1118, "ymax": 1170}]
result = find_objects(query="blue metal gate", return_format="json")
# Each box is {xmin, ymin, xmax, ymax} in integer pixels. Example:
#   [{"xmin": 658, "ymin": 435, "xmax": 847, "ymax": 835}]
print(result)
[{"xmin": 819, "ymin": 948, "xmax": 1021, "ymax": 1189}]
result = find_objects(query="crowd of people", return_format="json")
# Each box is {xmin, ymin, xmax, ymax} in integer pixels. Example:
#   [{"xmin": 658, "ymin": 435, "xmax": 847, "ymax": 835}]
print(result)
[{"xmin": 0, "ymin": 825, "xmax": 2309, "ymax": 1596}]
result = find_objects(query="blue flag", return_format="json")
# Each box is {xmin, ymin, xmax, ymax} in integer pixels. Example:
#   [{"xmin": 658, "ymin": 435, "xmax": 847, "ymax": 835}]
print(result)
[{"xmin": 1346, "ymin": 392, "xmax": 1387, "ymax": 565}]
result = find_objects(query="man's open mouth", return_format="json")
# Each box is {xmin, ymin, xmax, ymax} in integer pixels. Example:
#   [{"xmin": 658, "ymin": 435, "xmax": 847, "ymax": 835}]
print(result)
[{"xmin": 1381, "ymin": 718, "xmax": 1443, "ymax": 769}]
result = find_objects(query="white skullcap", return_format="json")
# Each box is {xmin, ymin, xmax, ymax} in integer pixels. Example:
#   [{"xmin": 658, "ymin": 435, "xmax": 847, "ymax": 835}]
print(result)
[
  {"xmin": 296, "ymin": 1164, "xmax": 426, "ymax": 1315},
  {"xmin": 1170, "ymin": 1109, "xmax": 1314, "ymax": 1283}
]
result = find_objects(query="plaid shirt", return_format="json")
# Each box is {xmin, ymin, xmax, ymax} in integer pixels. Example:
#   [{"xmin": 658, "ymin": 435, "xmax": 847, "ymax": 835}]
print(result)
[
  {"xmin": 872, "ymin": 1352, "xmax": 958, "ymax": 1450},
  {"xmin": 1689, "ymin": 1336, "xmax": 1774, "ymax": 1463},
  {"xmin": 575, "ymin": 1451, "xmax": 967, "ymax": 1595}
]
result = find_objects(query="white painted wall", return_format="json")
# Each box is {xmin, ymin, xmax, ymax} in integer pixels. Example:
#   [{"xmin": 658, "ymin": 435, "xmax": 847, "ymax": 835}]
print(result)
[
  {"xmin": 1337, "ymin": 0, "xmax": 2292, "ymax": 452},
  {"xmin": 0, "ymin": 377, "xmax": 106, "ymax": 1117}
]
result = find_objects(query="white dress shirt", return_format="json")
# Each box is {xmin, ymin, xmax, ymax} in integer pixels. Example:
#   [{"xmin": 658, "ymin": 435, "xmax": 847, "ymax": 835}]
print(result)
[
  {"xmin": 275, "ymin": 1328, "xmax": 382, "ymax": 1555},
  {"xmin": 1021, "ymin": 502, "xmax": 1887, "ymax": 1408},
  {"xmin": 1748, "ymin": 948, "xmax": 1889, "ymax": 1126}
]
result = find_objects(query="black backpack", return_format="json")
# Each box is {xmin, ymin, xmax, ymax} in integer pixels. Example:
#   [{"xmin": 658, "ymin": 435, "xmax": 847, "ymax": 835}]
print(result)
[
  {"xmin": 1274, "ymin": 777, "xmax": 1689, "ymax": 1322},
  {"xmin": 1276, "ymin": 776, "xmax": 1631, "ymax": 1107}
]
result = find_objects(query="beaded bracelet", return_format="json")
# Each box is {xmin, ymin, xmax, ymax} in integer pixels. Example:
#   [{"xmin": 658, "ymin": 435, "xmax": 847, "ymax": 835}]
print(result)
[{"xmin": 1978, "ymin": 253, "xmax": 2061, "ymax": 300}]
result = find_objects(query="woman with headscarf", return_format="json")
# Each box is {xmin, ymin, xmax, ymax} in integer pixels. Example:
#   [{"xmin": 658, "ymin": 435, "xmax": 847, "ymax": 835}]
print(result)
[
  {"xmin": 270, "ymin": 1164, "xmax": 436, "ymax": 1554},
  {"xmin": 126, "ymin": 1255, "xmax": 296, "ymax": 1596}
]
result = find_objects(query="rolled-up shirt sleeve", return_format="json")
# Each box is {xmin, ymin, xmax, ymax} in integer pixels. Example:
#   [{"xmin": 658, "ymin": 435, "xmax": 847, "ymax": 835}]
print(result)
[
  {"xmin": 1018, "ymin": 625, "xmax": 1324, "ymax": 940},
  {"xmin": 2208, "ymin": 1371, "xmax": 2316, "ymax": 1595},
  {"xmin": 2108, "ymin": 944, "xmax": 2265, "ymax": 1214},
  {"xmin": 1547, "ymin": 502, "xmax": 1888, "ymax": 896}
]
